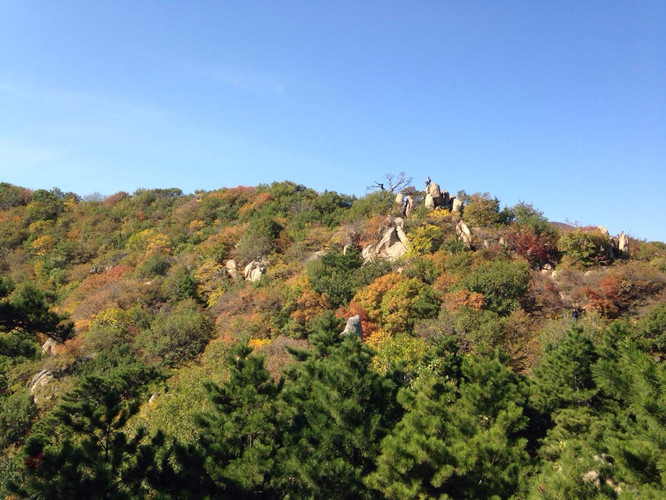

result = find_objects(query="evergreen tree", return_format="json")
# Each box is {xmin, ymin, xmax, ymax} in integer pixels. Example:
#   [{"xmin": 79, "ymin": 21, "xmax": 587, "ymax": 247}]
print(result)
[
  {"xmin": 194, "ymin": 340, "xmax": 283, "ymax": 498},
  {"xmin": 13, "ymin": 365, "xmax": 160, "ymax": 499},
  {"xmin": 0, "ymin": 277, "xmax": 73, "ymax": 358},
  {"xmin": 275, "ymin": 312, "xmax": 402, "ymax": 498},
  {"xmin": 369, "ymin": 344, "xmax": 529, "ymax": 499}
]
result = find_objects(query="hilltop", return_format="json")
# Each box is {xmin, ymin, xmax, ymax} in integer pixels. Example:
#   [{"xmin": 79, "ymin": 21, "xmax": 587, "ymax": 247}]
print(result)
[{"xmin": 1, "ymin": 177, "xmax": 665, "ymax": 498}]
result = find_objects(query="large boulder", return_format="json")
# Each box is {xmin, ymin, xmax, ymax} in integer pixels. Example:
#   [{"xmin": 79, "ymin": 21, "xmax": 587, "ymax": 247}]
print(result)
[
  {"xmin": 362, "ymin": 217, "xmax": 409, "ymax": 262},
  {"xmin": 341, "ymin": 315, "xmax": 363, "ymax": 338},
  {"xmin": 244, "ymin": 259, "xmax": 268, "ymax": 282},
  {"xmin": 42, "ymin": 338, "xmax": 58, "ymax": 355},
  {"xmin": 456, "ymin": 220, "xmax": 473, "ymax": 248},
  {"xmin": 452, "ymin": 197, "xmax": 464, "ymax": 213},
  {"xmin": 29, "ymin": 370, "xmax": 53, "ymax": 395},
  {"xmin": 404, "ymin": 196, "xmax": 415, "ymax": 217},
  {"xmin": 225, "ymin": 259, "xmax": 238, "ymax": 279},
  {"xmin": 618, "ymin": 232, "xmax": 629, "ymax": 254},
  {"xmin": 424, "ymin": 193, "xmax": 435, "ymax": 210}
]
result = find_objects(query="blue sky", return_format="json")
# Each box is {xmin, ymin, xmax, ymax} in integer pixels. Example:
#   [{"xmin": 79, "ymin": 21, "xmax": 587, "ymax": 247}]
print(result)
[{"xmin": 1, "ymin": 1, "xmax": 664, "ymax": 241}]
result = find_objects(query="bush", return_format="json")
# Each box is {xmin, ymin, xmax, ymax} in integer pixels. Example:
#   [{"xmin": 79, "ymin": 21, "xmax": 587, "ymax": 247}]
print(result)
[
  {"xmin": 379, "ymin": 278, "xmax": 441, "ymax": 335},
  {"xmin": 306, "ymin": 248, "xmax": 364, "ymax": 309},
  {"xmin": 235, "ymin": 214, "xmax": 283, "ymax": 263},
  {"xmin": 460, "ymin": 192, "xmax": 502, "ymax": 228},
  {"xmin": 137, "ymin": 299, "xmax": 213, "ymax": 366},
  {"xmin": 407, "ymin": 224, "xmax": 444, "ymax": 257},
  {"xmin": 0, "ymin": 390, "xmax": 36, "ymax": 448},
  {"xmin": 559, "ymin": 229, "xmax": 613, "ymax": 268},
  {"xmin": 454, "ymin": 259, "xmax": 530, "ymax": 316}
]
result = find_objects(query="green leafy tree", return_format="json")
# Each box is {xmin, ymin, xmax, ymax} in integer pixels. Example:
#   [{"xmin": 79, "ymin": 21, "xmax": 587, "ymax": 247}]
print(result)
[
  {"xmin": 460, "ymin": 192, "xmax": 502, "ymax": 228},
  {"xmin": 306, "ymin": 248, "xmax": 365, "ymax": 309},
  {"xmin": 379, "ymin": 278, "xmax": 441, "ymax": 334},
  {"xmin": 454, "ymin": 259, "xmax": 530, "ymax": 316},
  {"xmin": 136, "ymin": 299, "xmax": 213, "ymax": 366},
  {"xmin": 559, "ymin": 229, "xmax": 614, "ymax": 268},
  {"xmin": 0, "ymin": 277, "xmax": 73, "ymax": 357}
]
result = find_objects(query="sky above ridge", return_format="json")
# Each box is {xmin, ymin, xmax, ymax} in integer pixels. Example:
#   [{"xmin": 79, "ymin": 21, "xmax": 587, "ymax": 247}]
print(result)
[{"xmin": 1, "ymin": 1, "xmax": 664, "ymax": 241}]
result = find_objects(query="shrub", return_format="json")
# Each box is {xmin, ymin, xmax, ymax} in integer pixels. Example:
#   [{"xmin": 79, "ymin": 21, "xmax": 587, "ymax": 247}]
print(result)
[
  {"xmin": 306, "ymin": 248, "xmax": 364, "ymax": 309},
  {"xmin": 454, "ymin": 259, "xmax": 530, "ymax": 316},
  {"xmin": 460, "ymin": 192, "xmax": 502, "ymax": 228},
  {"xmin": 559, "ymin": 229, "xmax": 613, "ymax": 268},
  {"xmin": 235, "ymin": 214, "xmax": 283, "ymax": 263},
  {"xmin": 0, "ymin": 389, "xmax": 36, "ymax": 448},
  {"xmin": 379, "ymin": 278, "xmax": 441, "ymax": 335},
  {"xmin": 137, "ymin": 299, "xmax": 213, "ymax": 366},
  {"xmin": 407, "ymin": 224, "xmax": 444, "ymax": 257}
]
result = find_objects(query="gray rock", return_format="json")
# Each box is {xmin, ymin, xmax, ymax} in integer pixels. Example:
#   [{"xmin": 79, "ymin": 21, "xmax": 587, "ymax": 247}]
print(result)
[
  {"xmin": 455, "ymin": 220, "xmax": 473, "ymax": 247},
  {"xmin": 225, "ymin": 260, "xmax": 238, "ymax": 279},
  {"xmin": 452, "ymin": 198, "xmax": 464, "ymax": 213},
  {"xmin": 424, "ymin": 193, "xmax": 435, "ymax": 210},
  {"xmin": 29, "ymin": 370, "xmax": 53, "ymax": 394},
  {"xmin": 341, "ymin": 315, "xmax": 363, "ymax": 338},
  {"xmin": 618, "ymin": 232, "xmax": 629, "ymax": 253},
  {"xmin": 42, "ymin": 338, "xmax": 58, "ymax": 355},
  {"xmin": 244, "ymin": 259, "xmax": 268, "ymax": 282},
  {"xmin": 361, "ymin": 217, "xmax": 409, "ymax": 262},
  {"xmin": 404, "ymin": 195, "xmax": 415, "ymax": 217}
]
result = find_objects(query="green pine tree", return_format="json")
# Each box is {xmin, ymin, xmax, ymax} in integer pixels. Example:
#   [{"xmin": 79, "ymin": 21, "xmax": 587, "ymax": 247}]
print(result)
[
  {"xmin": 275, "ymin": 312, "xmax": 402, "ymax": 498},
  {"xmin": 13, "ymin": 365, "xmax": 160, "ymax": 499},
  {"xmin": 194, "ymin": 340, "xmax": 283, "ymax": 498},
  {"xmin": 369, "ymin": 344, "xmax": 529, "ymax": 499}
]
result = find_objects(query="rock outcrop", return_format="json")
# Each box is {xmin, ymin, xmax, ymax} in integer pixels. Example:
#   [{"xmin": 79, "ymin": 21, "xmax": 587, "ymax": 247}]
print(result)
[
  {"xmin": 456, "ymin": 220, "xmax": 473, "ymax": 248},
  {"xmin": 29, "ymin": 370, "xmax": 53, "ymax": 395},
  {"xmin": 341, "ymin": 315, "xmax": 363, "ymax": 338},
  {"xmin": 244, "ymin": 259, "xmax": 268, "ymax": 282},
  {"xmin": 362, "ymin": 217, "xmax": 409, "ymax": 261},
  {"xmin": 618, "ymin": 232, "xmax": 629, "ymax": 254},
  {"xmin": 42, "ymin": 338, "xmax": 58, "ymax": 355},
  {"xmin": 424, "ymin": 177, "xmax": 451, "ymax": 210},
  {"xmin": 225, "ymin": 260, "xmax": 238, "ymax": 279}
]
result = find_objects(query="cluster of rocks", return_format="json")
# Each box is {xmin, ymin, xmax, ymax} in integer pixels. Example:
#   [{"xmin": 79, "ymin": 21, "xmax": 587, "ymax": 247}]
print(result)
[
  {"xmin": 222, "ymin": 258, "xmax": 269, "ymax": 282},
  {"xmin": 362, "ymin": 217, "xmax": 409, "ymax": 262},
  {"xmin": 424, "ymin": 177, "xmax": 463, "ymax": 213},
  {"xmin": 393, "ymin": 176, "xmax": 463, "ymax": 216}
]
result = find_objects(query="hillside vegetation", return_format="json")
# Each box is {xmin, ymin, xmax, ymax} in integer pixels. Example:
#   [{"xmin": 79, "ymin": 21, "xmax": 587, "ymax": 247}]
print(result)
[{"xmin": 1, "ymin": 179, "xmax": 665, "ymax": 498}]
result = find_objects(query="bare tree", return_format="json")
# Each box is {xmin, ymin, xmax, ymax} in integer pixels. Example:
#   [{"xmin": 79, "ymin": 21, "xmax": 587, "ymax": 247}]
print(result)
[{"xmin": 367, "ymin": 172, "xmax": 414, "ymax": 193}]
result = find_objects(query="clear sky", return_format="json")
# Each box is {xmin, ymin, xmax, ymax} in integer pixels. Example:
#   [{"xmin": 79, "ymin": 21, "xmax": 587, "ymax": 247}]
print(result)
[{"xmin": 1, "ymin": 1, "xmax": 664, "ymax": 241}]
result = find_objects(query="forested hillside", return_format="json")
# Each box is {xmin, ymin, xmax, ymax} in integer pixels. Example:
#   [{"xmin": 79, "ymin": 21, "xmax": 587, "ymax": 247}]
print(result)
[{"xmin": 1, "ymin": 179, "xmax": 665, "ymax": 498}]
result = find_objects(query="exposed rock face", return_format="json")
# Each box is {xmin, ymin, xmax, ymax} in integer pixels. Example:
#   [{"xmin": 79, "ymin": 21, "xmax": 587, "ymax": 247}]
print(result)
[
  {"xmin": 455, "ymin": 220, "xmax": 473, "ymax": 248},
  {"xmin": 341, "ymin": 315, "xmax": 363, "ymax": 338},
  {"xmin": 29, "ymin": 370, "xmax": 53, "ymax": 395},
  {"xmin": 244, "ymin": 259, "xmax": 267, "ymax": 282},
  {"xmin": 362, "ymin": 217, "xmax": 409, "ymax": 262},
  {"xmin": 307, "ymin": 250, "xmax": 327, "ymax": 261},
  {"xmin": 404, "ymin": 196, "xmax": 415, "ymax": 217},
  {"xmin": 89, "ymin": 265, "xmax": 112, "ymax": 275},
  {"xmin": 42, "ymin": 338, "xmax": 58, "ymax": 355},
  {"xmin": 225, "ymin": 259, "xmax": 237, "ymax": 279},
  {"xmin": 424, "ymin": 177, "xmax": 452, "ymax": 210},
  {"xmin": 452, "ymin": 197, "xmax": 464, "ymax": 213},
  {"xmin": 618, "ymin": 232, "xmax": 629, "ymax": 254}
]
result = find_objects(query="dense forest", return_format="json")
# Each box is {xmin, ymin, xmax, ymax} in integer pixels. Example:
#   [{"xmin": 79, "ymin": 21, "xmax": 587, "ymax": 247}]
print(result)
[{"xmin": 1, "ymin": 178, "xmax": 665, "ymax": 499}]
